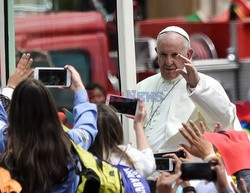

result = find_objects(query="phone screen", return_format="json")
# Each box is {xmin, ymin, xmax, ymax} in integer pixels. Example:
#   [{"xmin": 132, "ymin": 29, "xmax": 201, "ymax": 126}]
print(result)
[
  {"xmin": 39, "ymin": 69, "xmax": 67, "ymax": 86},
  {"xmin": 155, "ymin": 158, "xmax": 174, "ymax": 172},
  {"xmin": 181, "ymin": 162, "xmax": 217, "ymax": 181},
  {"xmin": 108, "ymin": 95, "xmax": 138, "ymax": 115}
]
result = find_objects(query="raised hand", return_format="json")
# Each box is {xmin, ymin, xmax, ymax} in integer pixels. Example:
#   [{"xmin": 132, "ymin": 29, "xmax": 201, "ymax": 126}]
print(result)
[
  {"xmin": 7, "ymin": 53, "xmax": 33, "ymax": 88},
  {"xmin": 134, "ymin": 101, "xmax": 146, "ymax": 127},
  {"xmin": 176, "ymin": 54, "xmax": 200, "ymax": 88},
  {"xmin": 179, "ymin": 120, "xmax": 215, "ymax": 160},
  {"xmin": 214, "ymin": 122, "xmax": 223, "ymax": 133},
  {"xmin": 64, "ymin": 65, "xmax": 84, "ymax": 93}
]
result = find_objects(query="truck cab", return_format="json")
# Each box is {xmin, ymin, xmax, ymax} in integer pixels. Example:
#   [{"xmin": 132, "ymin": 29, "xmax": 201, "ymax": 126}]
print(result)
[{"xmin": 15, "ymin": 11, "xmax": 118, "ymax": 110}]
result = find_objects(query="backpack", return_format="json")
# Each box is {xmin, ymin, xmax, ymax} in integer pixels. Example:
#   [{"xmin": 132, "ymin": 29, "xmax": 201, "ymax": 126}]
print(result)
[{"xmin": 71, "ymin": 141, "xmax": 124, "ymax": 193}]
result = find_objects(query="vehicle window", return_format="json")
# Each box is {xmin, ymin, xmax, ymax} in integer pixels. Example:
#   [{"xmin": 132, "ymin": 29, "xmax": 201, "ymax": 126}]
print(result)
[
  {"xmin": 14, "ymin": 0, "xmax": 119, "ymax": 111},
  {"xmin": 48, "ymin": 50, "xmax": 91, "ymax": 111},
  {"xmin": 49, "ymin": 50, "xmax": 91, "ymax": 86}
]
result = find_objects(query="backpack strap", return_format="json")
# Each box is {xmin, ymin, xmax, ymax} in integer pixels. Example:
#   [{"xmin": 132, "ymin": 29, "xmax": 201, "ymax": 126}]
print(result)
[{"xmin": 63, "ymin": 125, "xmax": 124, "ymax": 193}]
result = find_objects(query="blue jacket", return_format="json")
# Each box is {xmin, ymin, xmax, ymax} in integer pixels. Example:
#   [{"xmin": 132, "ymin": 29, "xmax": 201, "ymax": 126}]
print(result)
[{"xmin": 0, "ymin": 89, "xmax": 98, "ymax": 193}]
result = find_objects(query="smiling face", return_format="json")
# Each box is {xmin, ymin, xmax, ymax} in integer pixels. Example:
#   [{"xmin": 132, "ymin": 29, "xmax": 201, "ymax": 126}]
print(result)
[{"xmin": 156, "ymin": 32, "xmax": 192, "ymax": 80}]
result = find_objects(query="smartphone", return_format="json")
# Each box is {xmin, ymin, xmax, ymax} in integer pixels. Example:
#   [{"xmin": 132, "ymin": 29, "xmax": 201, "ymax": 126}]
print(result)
[
  {"xmin": 154, "ymin": 150, "xmax": 185, "ymax": 158},
  {"xmin": 106, "ymin": 94, "xmax": 139, "ymax": 115},
  {"xmin": 181, "ymin": 162, "xmax": 217, "ymax": 181},
  {"xmin": 34, "ymin": 67, "xmax": 71, "ymax": 87},
  {"xmin": 155, "ymin": 158, "xmax": 174, "ymax": 172}
]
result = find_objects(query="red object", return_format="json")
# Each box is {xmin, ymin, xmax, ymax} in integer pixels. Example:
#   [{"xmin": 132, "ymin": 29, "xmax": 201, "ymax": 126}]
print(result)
[
  {"xmin": 203, "ymin": 130, "xmax": 250, "ymax": 175},
  {"xmin": 15, "ymin": 11, "xmax": 116, "ymax": 93},
  {"xmin": 236, "ymin": 101, "xmax": 250, "ymax": 122},
  {"xmin": 58, "ymin": 112, "xmax": 74, "ymax": 129},
  {"xmin": 233, "ymin": 0, "xmax": 250, "ymax": 17},
  {"xmin": 58, "ymin": 112, "xmax": 67, "ymax": 125},
  {"xmin": 137, "ymin": 11, "xmax": 250, "ymax": 60},
  {"xmin": 137, "ymin": 19, "xmax": 230, "ymax": 58}
]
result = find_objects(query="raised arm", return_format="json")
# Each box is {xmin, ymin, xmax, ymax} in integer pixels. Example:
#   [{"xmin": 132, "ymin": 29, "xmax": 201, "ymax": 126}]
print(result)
[
  {"xmin": 133, "ymin": 101, "xmax": 150, "ymax": 150},
  {"xmin": 1, "ymin": 53, "xmax": 33, "ymax": 111},
  {"xmin": 64, "ymin": 65, "xmax": 98, "ymax": 150},
  {"xmin": 179, "ymin": 120, "xmax": 215, "ymax": 160}
]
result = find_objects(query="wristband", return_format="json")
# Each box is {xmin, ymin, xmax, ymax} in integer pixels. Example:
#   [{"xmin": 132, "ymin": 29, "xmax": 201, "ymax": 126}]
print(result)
[
  {"xmin": 183, "ymin": 186, "xmax": 196, "ymax": 193},
  {"xmin": 204, "ymin": 153, "xmax": 217, "ymax": 162},
  {"xmin": 2, "ymin": 87, "xmax": 14, "ymax": 100},
  {"xmin": 0, "ymin": 94, "xmax": 11, "ymax": 110}
]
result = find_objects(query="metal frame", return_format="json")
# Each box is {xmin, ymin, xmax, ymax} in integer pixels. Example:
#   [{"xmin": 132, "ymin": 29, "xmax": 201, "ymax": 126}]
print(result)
[
  {"xmin": 117, "ymin": 0, "xmax": 137, "ymax": 144},
  {"xmin": 0, "ymin": 0, "xmax": 15, "ymax": 88},
  {"xmin": 0, "ymin": 0, "xmax": 7, "ymax": 87}
]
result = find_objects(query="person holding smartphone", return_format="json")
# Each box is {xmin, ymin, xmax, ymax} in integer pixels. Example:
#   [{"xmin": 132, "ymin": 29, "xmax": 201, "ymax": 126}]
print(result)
[
  {"xmin": 0, "ymin": 60, "xmax": 99, "ymax": 193},
  {"xmin": 156, "ymin": 154, "xmax": 196, "ymax": 193},
  {"xmin": 136, "ymin": 26, "xmax": 242, "ymax": 152},
  {"xmin": 179, "ymin": 120, "xmax": 250, "ymax": 193},
  {"xmin": 88, "ymin": 101, "xmax": 156, "ymax": 178}
]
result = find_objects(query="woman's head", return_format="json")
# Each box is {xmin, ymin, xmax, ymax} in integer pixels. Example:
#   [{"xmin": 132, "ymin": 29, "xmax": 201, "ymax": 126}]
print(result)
[
  {"xmin": 89, "ymin": 103, "xmax": 124, "ymax": 160},
  {"xmin": 3, "ymin": 78, "xmax": 73, "ymax": 193},
  {"xmin": 89, "ymin": 103, "xmax": 134, "ymax": 167},
  {"xmin": 9, "ymin": 78, "xmax": 61, "ymax": 139}
]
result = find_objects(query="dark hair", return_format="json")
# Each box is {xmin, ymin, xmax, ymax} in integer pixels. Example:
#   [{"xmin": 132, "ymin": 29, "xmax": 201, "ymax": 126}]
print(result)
[
  {"xmin": 89, "ymin": 103, "xmax": 134, "ymax": 168},
  {"xmin": 85, "ymin": 82, "xmax": 106, "ymax": 103},
  {"xmin": 0, "ymin": 78, "xmax": 73, "ymax": 193},
  {"xmin": 85, "ymin": 83, "xmax": 106, "ymax": 96}
]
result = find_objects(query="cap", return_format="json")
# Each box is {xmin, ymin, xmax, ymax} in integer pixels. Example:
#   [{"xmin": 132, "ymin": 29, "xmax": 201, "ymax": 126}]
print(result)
[
  {"xmin": 158, "ymin": 26, "xmax": 190, "ymax": 42},
  {"xmin": 203, "ymin": 130, "xmax": 250, "ymax": 175}
]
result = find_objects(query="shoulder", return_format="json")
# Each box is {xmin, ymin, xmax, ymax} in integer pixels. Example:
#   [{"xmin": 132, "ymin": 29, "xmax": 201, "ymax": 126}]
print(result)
[
  {"xmin": 199, "ymin": 72, "xmax": 217, "ymax": 81},
  {"xmin": 137, "ymin": 73, "xmax": 161, "ymax": 84},
  {"xmin": 137, "ymin": 73, "xmax": 161, "ymax": 89},
  {"xmin": 198, "ymin": 72, "xmax": 222, "ymax": 85}
]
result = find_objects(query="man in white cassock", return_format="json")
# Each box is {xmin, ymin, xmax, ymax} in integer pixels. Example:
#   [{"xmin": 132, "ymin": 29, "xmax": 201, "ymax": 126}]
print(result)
[{"xmin": 136, "ymin": 26, "xmax": 242, "ymax": 152}]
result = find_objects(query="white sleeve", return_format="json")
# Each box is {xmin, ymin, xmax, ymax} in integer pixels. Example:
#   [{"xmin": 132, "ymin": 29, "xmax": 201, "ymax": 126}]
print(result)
[
  {"xmin": 1, "ymin": 87, "xmax": 14, "ymax": 100},
  {"xmin": 125, "ymin": 145, "xmax": 156, "ymax": 178},
  {"xmin": 188, "ymin": 74, "xmax": 238, "ymax": 129}
]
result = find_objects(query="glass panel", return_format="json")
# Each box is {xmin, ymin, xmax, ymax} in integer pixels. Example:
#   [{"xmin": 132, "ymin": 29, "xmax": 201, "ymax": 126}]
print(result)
[
  {"xmin": 48, "ymin": 50, "xmax": 91, "ymax": 111},
  {"xmin": 14, "ymin": 0, "xmax": 119, "ymax": 111},
  {"xmin": 133, "ymin": 0, "xmax": 246, "ymax": 102}
]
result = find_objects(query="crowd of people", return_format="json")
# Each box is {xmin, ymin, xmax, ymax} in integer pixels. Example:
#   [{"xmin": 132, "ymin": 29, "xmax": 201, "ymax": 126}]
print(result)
[{"xmin": 0, "ymin": 26, "xmax": 249, "ymax": 193}]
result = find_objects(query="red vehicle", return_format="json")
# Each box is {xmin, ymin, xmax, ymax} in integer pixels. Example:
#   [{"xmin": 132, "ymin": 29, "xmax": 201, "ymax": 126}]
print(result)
[{"xmin": 14, "ymin": 11, "xmax": 118, "ymax": 110}]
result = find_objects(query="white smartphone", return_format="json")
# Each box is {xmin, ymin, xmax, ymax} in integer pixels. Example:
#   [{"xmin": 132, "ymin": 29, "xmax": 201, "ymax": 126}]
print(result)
[
  {"xmin": 155, "ymin": 158, "xmax": 174, "ymax": 172},
  {"xmin": 34, "ymin": 67, "xmax": 71, "ymax": 88},
  {"xmin": 106, "ymin": 94, "xmax": 139, "ymax": 115}
]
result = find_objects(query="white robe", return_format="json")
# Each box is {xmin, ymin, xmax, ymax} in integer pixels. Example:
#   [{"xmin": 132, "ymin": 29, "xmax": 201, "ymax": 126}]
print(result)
[{"xmin": 136, "ymin": 73, "xmax": 242, "ymax": 152}]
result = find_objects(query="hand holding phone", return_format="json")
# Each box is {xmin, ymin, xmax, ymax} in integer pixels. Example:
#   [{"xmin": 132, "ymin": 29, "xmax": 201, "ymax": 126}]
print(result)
[
  {"xmin": 34, "ymin": 67, "xmax": 71, "ymax": 88},
  {"xmin": 106, "ymin": 94, "xmax": 139, "ymax": 116},
  {"xmin": 155, "ymin": 158, "xmax": 174, "ymax": 172}
]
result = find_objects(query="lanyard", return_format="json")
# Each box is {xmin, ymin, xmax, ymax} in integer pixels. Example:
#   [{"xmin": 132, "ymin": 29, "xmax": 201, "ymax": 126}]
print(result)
[{"xmin": 144, "ymin": 78, "xmax": 181, "ymax": 128}]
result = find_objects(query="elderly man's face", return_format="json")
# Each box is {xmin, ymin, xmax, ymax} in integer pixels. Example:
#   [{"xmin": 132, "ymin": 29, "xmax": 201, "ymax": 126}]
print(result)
[{"xmin": 156, "ymin": 32, "xmax": 192, "ymax": 81}]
